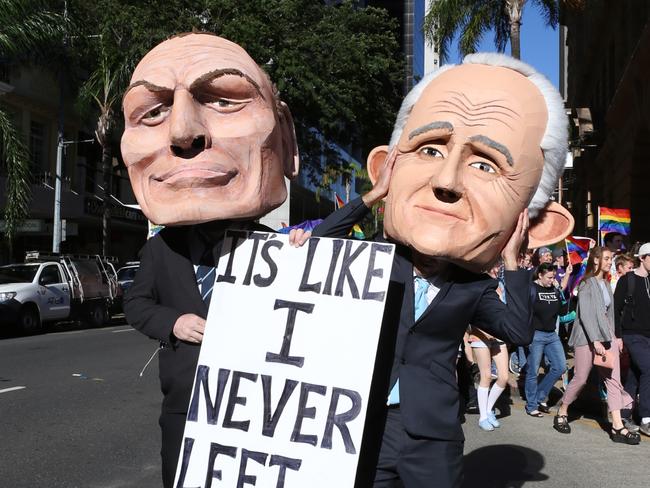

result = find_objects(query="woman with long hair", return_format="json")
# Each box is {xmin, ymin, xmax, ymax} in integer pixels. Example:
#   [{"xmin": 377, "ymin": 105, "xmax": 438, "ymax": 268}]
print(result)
[{"xmin": 554, "ymin": 247, "xmax": 639, "ymax": 444}]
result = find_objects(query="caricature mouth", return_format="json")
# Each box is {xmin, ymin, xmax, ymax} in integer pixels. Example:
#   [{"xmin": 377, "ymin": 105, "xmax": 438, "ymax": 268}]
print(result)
[
  {"xmin": 415, "ymin": 204, "xmax": 467, "ymax": 221},
  {"xmin": 152, "ymin": 165, "xmax": 238, "ymax": 189}
]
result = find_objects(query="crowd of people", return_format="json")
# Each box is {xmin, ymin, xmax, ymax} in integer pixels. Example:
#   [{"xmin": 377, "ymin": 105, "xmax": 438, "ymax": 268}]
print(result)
[{"xmin": 459, "ymin": 233, "xmax": 650, "ymax": 446}]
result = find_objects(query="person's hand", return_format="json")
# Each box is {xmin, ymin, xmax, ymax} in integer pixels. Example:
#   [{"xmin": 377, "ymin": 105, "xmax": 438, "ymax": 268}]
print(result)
[
  {"xmin": 617, "ymin": 338, "xmax": 624, "ymax": 353},
  {"xmin": 566, "ymin": 262, "xmax": 573, "ymax": 274},
  {"xmin": 173, "ymin": 313, "xmax": 205, "ymax": 343},
  {"xmin": 362, "ymin": 147, "xmax": 397, "ymax": 208},
  {"xmin": 553, "ymin": 279, "xmax": 560, "ymax": 288},
  {"xmin": 501, "ymin": 210, "xmax": 529, "ymax": 270},
  {"xmin": 288, "ymin": 229, "xmax": 311, "ymax": 247},
  {"xmin": 593, "ymin": 340, "xmax": 606, "ymax": 356}
]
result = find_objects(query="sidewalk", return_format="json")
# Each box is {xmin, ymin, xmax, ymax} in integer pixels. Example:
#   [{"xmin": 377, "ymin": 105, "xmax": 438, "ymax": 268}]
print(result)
[{"xmin": 462, "ymin": 391, "xmax": 649, "ymax": 488}]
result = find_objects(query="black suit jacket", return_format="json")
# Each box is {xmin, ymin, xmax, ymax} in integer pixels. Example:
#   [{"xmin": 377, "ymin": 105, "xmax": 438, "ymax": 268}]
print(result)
[
  {"xmin": 313, "ymin": 198, "xmax": 533, "ymax": 441},
  {"xmin": 124, "ymin": 223, "xmax": 270, "ymax": 414}
]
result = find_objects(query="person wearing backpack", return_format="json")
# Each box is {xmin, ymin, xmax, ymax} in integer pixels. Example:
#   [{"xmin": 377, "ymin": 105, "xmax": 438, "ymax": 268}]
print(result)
[{"xmin": 615, "ymin": 242, "xmax": 650, "ymax": 436}]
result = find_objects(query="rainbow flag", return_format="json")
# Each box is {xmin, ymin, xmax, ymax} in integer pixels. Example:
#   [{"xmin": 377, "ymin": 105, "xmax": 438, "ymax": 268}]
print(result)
[
  {"xmin": 352, "ymin": 224, "xmax": 365, "ymax": 239},
  {"xmin": 335, "ymin": 193, "xmax": 346, "ymax": 209},
  {"xmin": 598, "ymin": 206, "xmax": 631, "ymax": 235},
  {"xmin": 335, "ymin": 192, "xmax": 365, "ymax": 239},
  {"xmin": 566, "ymin": 236, "xmax": 591, "ymax": 266},
  {"xmin": 569, "ymin": 258, "xmax": 588, "ymax": 297}
]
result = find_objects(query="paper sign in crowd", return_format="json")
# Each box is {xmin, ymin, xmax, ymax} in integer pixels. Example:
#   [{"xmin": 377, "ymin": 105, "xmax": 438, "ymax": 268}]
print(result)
[{"xmin": 174, "ymin": 232, "xmax": 395, "ymax": 488}]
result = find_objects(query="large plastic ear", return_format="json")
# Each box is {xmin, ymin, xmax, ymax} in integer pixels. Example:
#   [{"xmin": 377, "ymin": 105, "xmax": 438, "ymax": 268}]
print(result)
[
  {"xmin": 528, "ymin": 202, "xmax": 575, "ymax": 248},
  {"xmin": 367, "ymin": 145, "xmax": 390, "ymax": 185},
  {"xmin": 278, "ymin": 101, "xmax": 300, "ymax": 179}
]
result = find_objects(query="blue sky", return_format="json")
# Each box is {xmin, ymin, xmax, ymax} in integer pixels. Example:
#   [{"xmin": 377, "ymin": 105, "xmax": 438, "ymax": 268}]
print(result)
[{"xmin": 447, "ymin": 6, "xmax": 560, "ymax": 88}]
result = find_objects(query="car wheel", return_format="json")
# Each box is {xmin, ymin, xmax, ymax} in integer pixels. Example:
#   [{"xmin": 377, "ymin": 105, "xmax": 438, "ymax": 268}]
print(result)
[
  {"xmin": 19, "ymin": 305, "xmax": 41, "ymax": 333},
  {"xmin": 87, "ymin": 301, "xmax": 108, "ymax": 328}
]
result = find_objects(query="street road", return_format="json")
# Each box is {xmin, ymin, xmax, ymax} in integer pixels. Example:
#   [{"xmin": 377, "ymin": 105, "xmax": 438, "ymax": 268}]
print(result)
[
  {"xmin": 1, "ymin": 326, "xmax": 648, "ymax": 487},
  {"xmin": 0, "ymin": 323, "xmax": 161, "ymax": 488}
]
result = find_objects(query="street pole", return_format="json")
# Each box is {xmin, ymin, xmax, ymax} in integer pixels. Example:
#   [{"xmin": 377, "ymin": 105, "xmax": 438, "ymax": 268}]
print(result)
[
  {"xmin": 52, "ymin": 136, "xmax": 63, "ymax": 252},
  {"xmin": 52, "ymin": 0, "xmax": 68, "ymax": 253}
]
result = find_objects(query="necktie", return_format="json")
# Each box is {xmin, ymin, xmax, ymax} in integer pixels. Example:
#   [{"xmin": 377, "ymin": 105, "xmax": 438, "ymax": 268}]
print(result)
[
  {"xmin": 196, "ymin": 244, "xmax": 215, "ymax": 307},
  {"xmin": 387, "ymin": 276, "xmax": 430, "ymax": 405}
]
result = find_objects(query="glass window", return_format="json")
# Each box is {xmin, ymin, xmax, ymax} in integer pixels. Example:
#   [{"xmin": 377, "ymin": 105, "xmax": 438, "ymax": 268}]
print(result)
[{"xmin": 39, "ymin": 265, "xmax": 62, "ymax": 285}]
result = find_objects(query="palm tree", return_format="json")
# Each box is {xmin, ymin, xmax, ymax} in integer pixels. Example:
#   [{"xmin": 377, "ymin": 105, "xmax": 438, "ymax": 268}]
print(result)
[
  {"xmin": 0, "ymin": 0, "xmax": 65, "ymax": 253},
  {"xmin": 77, "ymin": 53, "xmax": 124, "ymax": 256},
  {"xmin": 424, "ymin": 0, "xmax": 559, "ymax": 61}
]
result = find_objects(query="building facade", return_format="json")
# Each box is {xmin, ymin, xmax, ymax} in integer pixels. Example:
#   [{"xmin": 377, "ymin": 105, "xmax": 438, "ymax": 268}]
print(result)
[
  {"xmin": 561, "ymin": 1, "xmax": 650, "ymax": 243},
  {"xmin": 0, "ymin": 64, "xmax": 147, "ymax": 265}
]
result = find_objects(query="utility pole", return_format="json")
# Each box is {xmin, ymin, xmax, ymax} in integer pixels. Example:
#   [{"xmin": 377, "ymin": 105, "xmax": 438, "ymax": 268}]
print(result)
[{"xmin": 52, "ymin": 1, "xmax": 68, "ymax": 252}]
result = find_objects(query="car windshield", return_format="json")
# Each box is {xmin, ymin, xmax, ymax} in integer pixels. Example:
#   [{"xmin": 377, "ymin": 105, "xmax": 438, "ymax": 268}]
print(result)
[
  {"xmin": 0, "ymin": 265, "xmax": 39, "ymax": 284},
  {"xmin": 118, "ymin": 267, "xmax": 138, "ymax": 281}
]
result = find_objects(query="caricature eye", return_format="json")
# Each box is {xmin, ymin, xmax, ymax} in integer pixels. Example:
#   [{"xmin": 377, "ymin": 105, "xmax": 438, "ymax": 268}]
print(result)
[
  {"xmin": 419, "ymin": 146, "xmax": 444, "ymax": 158},
  {"xmin": 141, "ymin": 105, "xmax": 170, "ymax": 125},
  {"xmin": 210, "ymin": 98, "xmax": 248, "ymax": 113},
  {"xmin": 470, "ymin": 161, "xmax": 497, "ymax": 174}
]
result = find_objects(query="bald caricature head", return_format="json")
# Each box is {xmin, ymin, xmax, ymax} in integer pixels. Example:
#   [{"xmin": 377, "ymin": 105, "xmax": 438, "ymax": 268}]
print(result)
[
  {"xmin": 367, "ymin": 54, "xmax": 573, "ymax": 272},
  {"xmin": 121, "ymin": 33, "xmax": 299, "ymax": 225}
]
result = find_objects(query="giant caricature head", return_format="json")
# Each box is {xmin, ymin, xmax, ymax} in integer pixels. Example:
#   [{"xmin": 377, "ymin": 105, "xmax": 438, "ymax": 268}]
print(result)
[
  {"xmin": 121, "ymin": 33, "xmax": 299, "ymax": 225},
  {"xmin": 367, "ymin": 53, "xmax": 573, "ymax": 272}
]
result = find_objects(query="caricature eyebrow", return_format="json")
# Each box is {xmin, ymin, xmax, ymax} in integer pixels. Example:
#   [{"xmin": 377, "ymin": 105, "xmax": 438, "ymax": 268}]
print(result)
[
  {"xmin": 469, "ymin": 135, "xmax": 514, "ymax": 167},
  {"xmin": 189, "ymin": 68, "xmax": 264, "ymax": 99},
  {"xmin": 123, "ymin": 80, "xmax": 171, "ymax": 104},
  {"xmin": 122, "ymin": 68, "xmax": 264, "ymax": 105},
  {"xmin": 408, "ymin": 121, "xmax": 454, "ymax": 140}
]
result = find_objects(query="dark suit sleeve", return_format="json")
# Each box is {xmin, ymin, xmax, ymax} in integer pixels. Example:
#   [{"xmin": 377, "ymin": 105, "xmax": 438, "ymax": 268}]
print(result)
[
  {"xmin": 471, "ymin": 269, "xmax": 534, "ymax": 346},
  {"xmin": 312, "ymin": 197, "xmax": 370, "ymax": 238},
  {"xmin": 124, "ymin": 236, "xmax": 183, "ymax": 343}
]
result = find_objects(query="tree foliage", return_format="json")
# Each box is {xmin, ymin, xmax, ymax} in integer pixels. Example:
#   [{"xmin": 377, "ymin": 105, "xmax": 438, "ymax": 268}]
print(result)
[
  {"xmin": 424, "ymin": 0, "xmax": 559, "ymax": 61},
  {"xmin": 0, "ymin": 0, "xmax": 66, "ymax": 247},
  {"xmin": 68, "ymin": 0, "xmax": 403, "ymax": 183}
]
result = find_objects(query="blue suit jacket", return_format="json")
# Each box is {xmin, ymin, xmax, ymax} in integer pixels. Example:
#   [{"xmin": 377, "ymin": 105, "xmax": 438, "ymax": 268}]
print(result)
[{"xmin": 313, "ymin": 197, "xmax": 533, "ymax": 441}]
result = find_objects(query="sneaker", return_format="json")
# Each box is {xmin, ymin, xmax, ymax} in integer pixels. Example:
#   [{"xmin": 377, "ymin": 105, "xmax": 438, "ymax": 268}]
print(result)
[
  {"xmin": 488, "ymin": 411, "xmax": 500, "ymax": 428},
  {"xmin": 509, "ymin": 354, "xmax": 520, "ymax": 376},
  {"xmin": 478, "ymin": 419, "xmax": 494, "ymax": 431},
  {"xmin": 639, "ymin": 422, "xmax": 650, "ymax": 437},
  {"xmin": 623, "ymin": 418, "xmax": 640, "ymax": 434},
  {"xmin": 538, "ymin": 403, "xmax": 551, "ymax": 414}
]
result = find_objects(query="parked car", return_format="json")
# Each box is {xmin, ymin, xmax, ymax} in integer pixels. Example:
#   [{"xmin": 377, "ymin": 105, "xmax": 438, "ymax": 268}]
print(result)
[
  {"xmin": 116, "ymin": 262, "xmax": 140, "ymax": 294},
  {"xmin": 0, "ymin": 251, "xmax": 120, "ymax": 332}
]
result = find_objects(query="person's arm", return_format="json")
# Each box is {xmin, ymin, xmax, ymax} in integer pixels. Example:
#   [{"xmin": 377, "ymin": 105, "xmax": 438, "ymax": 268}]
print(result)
[
  {"xmin": 472, "ymin": 270, "xmax": 534, "ymax": 346},
  {"xmin": 471, "ymin": 211, "xmax": 534, "ymax": 345},
  {"xmin": 576, "ymin": 280, "xmax": 611, "ymax": 346},
  {"xmin": 560, "ymin": 263, "xmax": 573, "ymax": 290},
  {"xmin": 312, "ymin": 149, "xmax": 396, "ymax": 239},
  {"xmin": 124, "ymin": 237, "xmax": 183, "ymax": 344},
  {"xmin": 613, "ymin": 272, "xmax": 628, "ymax": 332}
]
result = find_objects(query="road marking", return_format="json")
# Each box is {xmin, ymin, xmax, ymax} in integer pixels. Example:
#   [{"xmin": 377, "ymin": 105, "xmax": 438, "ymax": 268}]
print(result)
[
  {"xmin": 58, "ymin": 330, "xmax": 87, "ymax": 335},
  {"xmin": 112, "ymin": 327, "xmax": 134, "ymax": 333},
  {"xmin": 0, "ymin": 386, "xmax": 26, "ymax": 394}
]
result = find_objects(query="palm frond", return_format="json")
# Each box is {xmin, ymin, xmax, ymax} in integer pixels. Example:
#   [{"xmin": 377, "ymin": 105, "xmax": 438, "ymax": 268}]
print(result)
[
  {"xmin": 533, "ymin": 0, "xmax": 560, "ymax": 27},
  {"xmin": 0, "ymin": 108, "xmax": 31, "ymax": 244},
  {"xmin": 0, "ymin": 0, "xmax": 66, "ymax": 59}
]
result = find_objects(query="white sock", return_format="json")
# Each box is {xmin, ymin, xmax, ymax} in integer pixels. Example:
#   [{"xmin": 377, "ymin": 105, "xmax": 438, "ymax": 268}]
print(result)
[
  {"xmin": 642, "ymin": 417, "xmax": 650, "ymax": 424},
  {"xmin": 487, "ymin": 383, "xmax": 506, "ymax": 414},
  {"xmin": 478, "ymin": 386, "xmax": 490, "ymax": 421}
]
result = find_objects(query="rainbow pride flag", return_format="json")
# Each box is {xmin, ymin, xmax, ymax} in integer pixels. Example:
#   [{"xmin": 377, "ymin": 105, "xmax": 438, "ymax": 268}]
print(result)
[
  {"xmin": 566, "ymin": 236, "xmax": 591, "ymax": 266},
  {"xmin": 335, "ymin": 193, "xmax": 366, "ymax": 239},
  {"xmin": 598, "ymin": 206, "xmax": 631, "ymax": 235}
]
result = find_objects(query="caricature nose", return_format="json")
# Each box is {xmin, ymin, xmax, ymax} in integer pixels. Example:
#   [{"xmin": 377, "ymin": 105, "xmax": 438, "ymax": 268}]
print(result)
[
  {"xmin": 431, "ymin": 148, "xmax": 464, "ymax": 204},
  {"xmin": 169, "ymin": 89, "xmax": 211, "ymax": 158}
]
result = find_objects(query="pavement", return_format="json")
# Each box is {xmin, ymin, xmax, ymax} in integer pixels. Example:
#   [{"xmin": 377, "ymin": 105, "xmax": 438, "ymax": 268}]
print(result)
[
  {"xmin": 1, "ymin": 324, "xmax": 649, "ymax": 487},
  {"xmin": 462, "ymin": 388, "xmax": 650, "ymax": 488}
]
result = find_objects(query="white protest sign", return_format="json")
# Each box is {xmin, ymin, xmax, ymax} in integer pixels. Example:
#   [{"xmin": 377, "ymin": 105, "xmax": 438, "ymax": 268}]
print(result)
[{"xmin": 174, "ymin": 230, "xmax": 395, "ymax": 488}]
